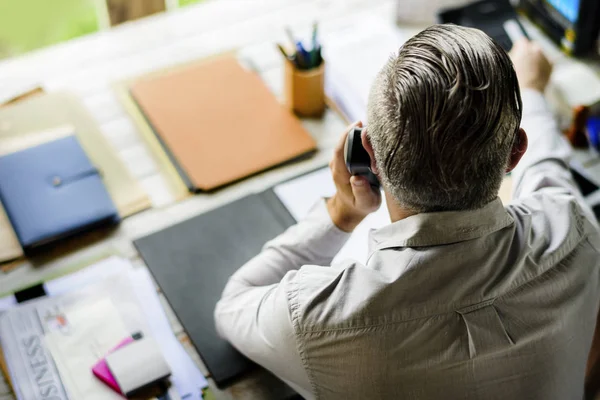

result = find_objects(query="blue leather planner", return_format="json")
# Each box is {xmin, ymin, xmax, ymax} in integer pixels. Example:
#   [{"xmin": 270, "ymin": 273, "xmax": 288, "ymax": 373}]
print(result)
[{"xmin": 0, "ymin": 135, "xmax": 120, "ymax": 250}]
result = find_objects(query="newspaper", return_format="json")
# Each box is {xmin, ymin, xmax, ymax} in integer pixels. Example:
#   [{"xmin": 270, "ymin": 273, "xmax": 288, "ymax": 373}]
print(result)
[
  {"xmin": 0, "ymin": 256, "xmax": 205, "ymax": 400},
  {"xmin": 0, "ymin": 294, "xmax": 71, "ymax": 400},
  {"xmin": 0, "ymin": 273, "xmax": 155, "ymax": 400}
]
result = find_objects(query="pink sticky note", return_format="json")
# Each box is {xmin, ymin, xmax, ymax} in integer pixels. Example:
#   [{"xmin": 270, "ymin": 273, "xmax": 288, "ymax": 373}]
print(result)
[{"xmin": 92, "ymin": 336, "xmax": 135, "ymax": 394}]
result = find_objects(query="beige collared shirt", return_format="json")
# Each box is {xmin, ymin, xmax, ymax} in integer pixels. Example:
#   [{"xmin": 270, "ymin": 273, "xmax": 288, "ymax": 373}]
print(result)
[{"xmin": 215, "ymin": 89, "xmax": 600, "ymax": 400}]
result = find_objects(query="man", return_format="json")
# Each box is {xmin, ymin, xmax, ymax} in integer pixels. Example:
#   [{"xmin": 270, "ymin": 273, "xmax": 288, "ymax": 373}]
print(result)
[{"xmin": 215, "ymin": 25, "xmax": 600, "ymax": 399}]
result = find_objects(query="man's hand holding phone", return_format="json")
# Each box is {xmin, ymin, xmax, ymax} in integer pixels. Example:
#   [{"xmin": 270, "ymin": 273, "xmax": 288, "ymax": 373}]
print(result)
[{"xmin": 327, "ymin": 122, "xmax": 382, "ymax": 232}]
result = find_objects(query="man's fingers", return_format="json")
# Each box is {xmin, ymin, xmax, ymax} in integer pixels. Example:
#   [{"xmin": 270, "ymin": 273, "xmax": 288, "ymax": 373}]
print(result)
[
  {"xmin": 332, "ymin": 121, "xmax": 364, "ymax": 186},
  {"xmin": 330, "ymin": 157, "xmax": 351, "ymax": 184},
  {"xmin": 350, "ymin": 176, "xmax": 381, "ymax": 212}
]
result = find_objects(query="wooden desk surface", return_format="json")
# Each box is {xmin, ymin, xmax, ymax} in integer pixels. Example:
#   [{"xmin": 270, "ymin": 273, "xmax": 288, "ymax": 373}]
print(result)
[{"xmin": 0, "ymin": 1, "xmax": 598, "ymax": 399}]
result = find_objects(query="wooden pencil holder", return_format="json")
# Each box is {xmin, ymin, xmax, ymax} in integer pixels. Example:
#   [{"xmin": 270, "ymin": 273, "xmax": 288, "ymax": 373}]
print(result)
[{"xmin": 284, "ymin": 61, "xmax": 326, "ymax": 118}]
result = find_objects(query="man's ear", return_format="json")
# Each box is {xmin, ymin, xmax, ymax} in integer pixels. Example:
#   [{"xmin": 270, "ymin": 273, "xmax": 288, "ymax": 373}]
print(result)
[
  {"xmin": 361, "ymin": 129, "xmax": 379, "ymax": 174},
  {"xmin": 506, "ymin": 128, "xmax": 528, "ymax": 173}
]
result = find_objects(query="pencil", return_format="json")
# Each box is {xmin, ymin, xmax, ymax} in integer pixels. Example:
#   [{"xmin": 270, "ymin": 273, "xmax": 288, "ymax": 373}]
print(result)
[{"xmin": 276, "ymin": 43, "xmax": 291, "ymax": 60}]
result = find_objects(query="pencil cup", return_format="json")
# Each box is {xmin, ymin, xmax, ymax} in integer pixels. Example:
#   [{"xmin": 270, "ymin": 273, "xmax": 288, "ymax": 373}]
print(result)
[{"xmin": 284, "ymin": 61, "xmax": 326, "ymax": 118}]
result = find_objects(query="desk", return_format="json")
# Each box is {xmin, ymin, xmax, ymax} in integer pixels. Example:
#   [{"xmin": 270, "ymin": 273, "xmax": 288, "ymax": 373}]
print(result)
[{"xmin": 0, "ymin": 1, "xmax": 598, "ymax": 399}]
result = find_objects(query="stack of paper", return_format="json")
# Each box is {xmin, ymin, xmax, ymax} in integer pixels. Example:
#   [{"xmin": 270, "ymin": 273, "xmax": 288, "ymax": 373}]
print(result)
[
  {"xmin": 323, "ymin": 16, "xmax": 416, "ymax": 122},
  {"xmin": 0, "ymin": 256, "xmax": 207, "ymax": 400},
  {"xmin": 396, "ymin": 0, "xmax": 471, "ymax": 24}
]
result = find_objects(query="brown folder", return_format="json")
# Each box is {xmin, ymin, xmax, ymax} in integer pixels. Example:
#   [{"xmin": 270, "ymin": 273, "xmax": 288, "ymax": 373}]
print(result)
[{"xmin": 129, "ymin": 56, "xmax": 317, "ymax": 191}]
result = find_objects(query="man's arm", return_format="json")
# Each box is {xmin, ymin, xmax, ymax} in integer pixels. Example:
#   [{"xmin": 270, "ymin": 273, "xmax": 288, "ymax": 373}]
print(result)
[
  {"xmin": 214, "ymin": 201, "xmax": 350, "ymax": 395},
  {"xmin": 509, "ymin": 40, "xmax": 581, "ymax": 200},
  {"xmin": 510, "ymin": 88, "xmax": 579, "ymax": 199},
  {"xmin": 214, "ymin": 123, "xmax": 381, "ymax": 393}
]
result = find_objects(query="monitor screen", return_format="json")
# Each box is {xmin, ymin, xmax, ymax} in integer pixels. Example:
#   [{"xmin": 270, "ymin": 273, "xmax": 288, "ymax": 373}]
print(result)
[{"xmin": 546, "ymin": 0, "xmax": 580, "ymax": 23}]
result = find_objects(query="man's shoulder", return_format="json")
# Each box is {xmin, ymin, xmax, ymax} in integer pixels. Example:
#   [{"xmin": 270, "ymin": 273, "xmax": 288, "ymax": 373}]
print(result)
[
  {"xmin": 281, "ymin": 261, "xmax": 381, "ymax": 333},
  {"xmin": 507, "ymin": 190, "xmax": 600, "ymax": 257}
]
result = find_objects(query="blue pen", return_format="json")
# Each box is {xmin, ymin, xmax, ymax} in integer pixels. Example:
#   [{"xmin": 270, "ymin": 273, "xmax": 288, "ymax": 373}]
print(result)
[{"xmin": 296, "ymin": 41, "xmax": 311, "ymax": 69}]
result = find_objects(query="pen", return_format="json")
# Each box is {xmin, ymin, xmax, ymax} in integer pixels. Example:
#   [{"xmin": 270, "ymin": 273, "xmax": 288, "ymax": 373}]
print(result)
[
  {"xmin": 311, "ymin": 23, "xmax": 321, "ymax": 68},
  {"xmin": 295, "ymin": 41, "xmax": 311, "ymax": 69},
  {"xmin": 280, "ymin": 25, "xmax": 323, "ymax": 70}
]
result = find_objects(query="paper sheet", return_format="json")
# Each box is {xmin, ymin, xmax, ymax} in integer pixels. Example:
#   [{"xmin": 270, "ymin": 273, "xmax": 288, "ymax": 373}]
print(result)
[
  {"xmin": 0, "ymin": 204, "xmax": 21, "ymax": 262},
  {"xmin": 44, "ymin": 298, "xmax": 128, "ymax": 400},
  {"xmin": 551, "ymin": 62, "xmax": 600, "ymax": 107},
  {"xmin": 274, "ymin": 168, "xmax": 390, "ymax": 265},
  {"xmin": 323, "ymin": 16, "xmax": 414, "ymax": 122},
  {"xmin": 0, "ymin": 125, "xmax": 73, "ymax": 157},
  {"xmin": 0, "ymin": 256, "xmax": 207, "ymax": 400},
  {"xmin": 128, "ymin": 267, "xmax": 208, "ymax": 399},
  {"xmin": 396, "ymin": 0, "xmax": 471, "ymax": 23}
]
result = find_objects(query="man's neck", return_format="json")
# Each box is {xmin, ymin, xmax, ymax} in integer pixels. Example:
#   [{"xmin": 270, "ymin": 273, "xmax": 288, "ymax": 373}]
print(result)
[{"xmin": 385, "ymin": 191, "xmax": 418, "ymax": 223}]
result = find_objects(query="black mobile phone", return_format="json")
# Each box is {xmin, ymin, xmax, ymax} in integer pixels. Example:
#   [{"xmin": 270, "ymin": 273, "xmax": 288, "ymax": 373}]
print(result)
[{"xmin": 344, "ymin": 127, "xmax": 380, "ymax": 189}]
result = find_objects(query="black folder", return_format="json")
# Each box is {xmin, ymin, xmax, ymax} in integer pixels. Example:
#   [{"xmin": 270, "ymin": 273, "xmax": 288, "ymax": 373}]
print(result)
[{"xmin": 134, "ymin": 189, "xmax": 296, "ymax": 387}]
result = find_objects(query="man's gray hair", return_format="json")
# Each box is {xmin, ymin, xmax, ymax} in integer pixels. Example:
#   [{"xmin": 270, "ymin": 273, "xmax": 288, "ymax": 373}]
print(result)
[{"xmin": 367, "ymin": 24, "xmax": 522, "ymax": 212}]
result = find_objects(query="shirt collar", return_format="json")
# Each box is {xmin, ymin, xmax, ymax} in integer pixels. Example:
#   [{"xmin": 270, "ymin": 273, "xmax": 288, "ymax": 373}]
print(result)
[{"xmin": 369, "ymin": 198, "xmax": 514, "ymax": 250}]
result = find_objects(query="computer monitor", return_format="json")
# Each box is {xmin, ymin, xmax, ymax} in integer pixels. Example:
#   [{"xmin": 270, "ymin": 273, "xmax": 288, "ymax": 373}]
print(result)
[
  {"xmin": 545, "ymin": 0, "xmax": 580, "ymax": 24},
  {"xmin": 520, "ymin": 0, "xmax": 600, "ymax": 55}
]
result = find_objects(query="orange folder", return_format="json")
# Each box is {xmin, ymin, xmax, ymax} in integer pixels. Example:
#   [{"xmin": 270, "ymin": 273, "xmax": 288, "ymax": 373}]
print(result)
[{"xmin": 130, "ymin": 56, "xmax": 317, "ymax": 191}]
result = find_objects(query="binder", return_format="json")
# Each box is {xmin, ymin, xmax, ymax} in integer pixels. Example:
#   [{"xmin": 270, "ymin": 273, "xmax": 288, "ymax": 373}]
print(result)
[{"xmin": 134, "ymin": 189, "xmax": 296, "ymax": 387}]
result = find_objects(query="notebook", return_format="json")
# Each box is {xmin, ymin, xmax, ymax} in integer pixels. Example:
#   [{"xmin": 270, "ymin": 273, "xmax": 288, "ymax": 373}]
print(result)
[
  {"xmin": 0, "ymin": 136, "xmax": 120, "ymax": 250},
  {"xmin": 0, "ymin": 92, "xmax": 150, "ymax": 262},
  {"xmin": 0, "ymin": 92, "xmax": 150, "ymax": 218},
  {"xmin": 134, "ymin": 190, "xmax": 296, "ymax": 387},
  {"xmin": 129, "ymin": 55, "xmax": 317, "ymax": 192}
]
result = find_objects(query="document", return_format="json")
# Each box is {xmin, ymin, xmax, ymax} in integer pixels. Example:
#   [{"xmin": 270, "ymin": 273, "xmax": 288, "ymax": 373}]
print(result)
[
  {"xmin": 0, "ymin": 204, "xmax": 21, "ymax": 262},
  {"xmin": 396, "ymin": 0, "xmax": 471, "ymax": 23},
  {"xmin": 274, "ymin": 168, "xmax": 390, "ymax": 265},
  {"xmin": 0, "ymin": 256, "xmax": 207, "ymax": 400},
  {"xmin": 323, "ymin": 16, "xmax": 416, "ymax": 122},
  {"xmin": 44, "ymin": 298, "xmax": 128, "ymax": 400},
  {"xmin": 551, "ymin": 61, "xmax": 600, "ymax": 107},
  {"xmin": 128, "ymin": 267, "xmax": 208, "ymax": 399},
  {"xmin": 0, "ymin": 297, "xmax": 70, "ymax": 400},
  {"xmin": 0, "ymin": 274, "xmax": 144, "ymax": 400}
]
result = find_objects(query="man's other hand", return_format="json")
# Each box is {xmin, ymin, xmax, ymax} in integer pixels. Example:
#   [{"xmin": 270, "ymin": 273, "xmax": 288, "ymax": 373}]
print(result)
[
  {"xmin": 510, "ymin": 39, "xmax": 553, "ymax": 93},
  {"xmin": 327, "ymin": 122, "xmax": 382, "ymax": 232}
]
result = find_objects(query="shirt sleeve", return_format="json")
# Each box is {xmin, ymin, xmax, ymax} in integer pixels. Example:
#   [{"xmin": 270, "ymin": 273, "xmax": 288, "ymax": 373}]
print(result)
[
  {"xmin": 214, "ymin": 199, "xmax": 350, "ymax": 395},
  {"xmin": 511, "ymin": 88, "xmax": 581, "ymax": 201}
]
